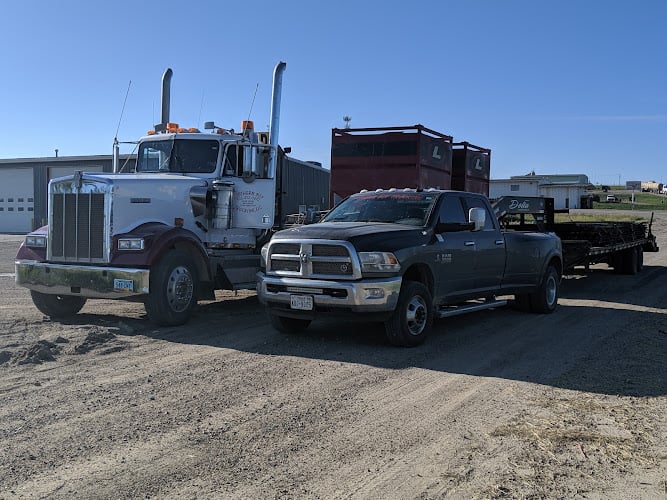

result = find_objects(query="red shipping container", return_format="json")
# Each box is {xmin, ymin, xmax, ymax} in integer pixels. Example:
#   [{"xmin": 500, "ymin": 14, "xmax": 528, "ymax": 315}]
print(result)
[
  {"xmin": 330, "ymin": 125, "xmax": 453, "ymax": 206},
  {"xmin": 451, "ymin": 142, "xmax": 491, "ymax": 196}
]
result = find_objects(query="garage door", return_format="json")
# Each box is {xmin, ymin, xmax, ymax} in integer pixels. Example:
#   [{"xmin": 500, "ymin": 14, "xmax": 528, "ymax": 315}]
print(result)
[{"xmin": 0, "ymin": 167, "xmax": 34, "ymax": 233}]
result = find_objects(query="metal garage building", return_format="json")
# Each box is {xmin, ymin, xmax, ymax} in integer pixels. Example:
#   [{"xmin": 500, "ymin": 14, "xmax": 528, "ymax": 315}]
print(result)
[{"xmin": 0, "ymin": 155, "xmax": 135, "ymax": 233}]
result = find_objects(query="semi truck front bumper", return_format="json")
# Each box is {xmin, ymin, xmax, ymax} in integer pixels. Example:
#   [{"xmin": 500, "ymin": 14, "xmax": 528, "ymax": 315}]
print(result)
[
  {"xmin": 256, "ymin": 272, "xmax": 402, "ymax": 317},
  {"xmin": 15, "ymin": 260, "xmax": 150, "ymax": 299}
]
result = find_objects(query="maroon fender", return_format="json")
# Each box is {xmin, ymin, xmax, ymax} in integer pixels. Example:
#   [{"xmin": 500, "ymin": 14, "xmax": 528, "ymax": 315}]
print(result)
[
  {"xmin": 15, "ymin": 226, "xmax": 48, "ymax": 261},
  {"xmin": 111, "ymin": 223, "xmax": 211, "ymax": 280}
]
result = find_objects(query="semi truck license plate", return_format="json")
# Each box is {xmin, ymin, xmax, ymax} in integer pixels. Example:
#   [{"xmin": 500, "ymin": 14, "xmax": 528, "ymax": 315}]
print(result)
[
  {"xmin": 290, "ymin": 294, "xmax": 313, "ymax": 311},
  {"xmin": 114, "ymin": 279, "xmax": 134, "ymax": 292}
]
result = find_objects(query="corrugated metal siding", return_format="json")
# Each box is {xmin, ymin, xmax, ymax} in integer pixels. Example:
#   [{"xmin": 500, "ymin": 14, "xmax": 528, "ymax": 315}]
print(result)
[{"xmin": 278, "ymin": 155, "xmax": 330, "ymax": 222}]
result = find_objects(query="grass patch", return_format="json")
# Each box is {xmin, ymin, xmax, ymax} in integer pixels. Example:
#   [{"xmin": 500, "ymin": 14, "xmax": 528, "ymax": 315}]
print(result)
[
  {"xmin": 556, "ymin": 213, "xmax": 649, "ymax": 223},
  {"xmin": 590, "ymin": 191, "xmax": 667, "ymax": 211}
]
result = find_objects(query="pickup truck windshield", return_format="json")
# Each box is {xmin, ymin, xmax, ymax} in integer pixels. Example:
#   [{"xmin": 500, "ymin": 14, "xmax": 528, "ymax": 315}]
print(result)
[
  {"xmin": 136, "ymin": 139, "xmax": 219, "ymax": 173},
  {"xmin": 322, "ymin": 192, "xmax": 437, "ymax": 225}
]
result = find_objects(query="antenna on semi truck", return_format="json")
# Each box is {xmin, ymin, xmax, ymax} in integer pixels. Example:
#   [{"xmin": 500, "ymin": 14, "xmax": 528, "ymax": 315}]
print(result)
[
  {"xmin": 113, "ymin": 80, "xmax": 132, "ymax": 173},
  {"xmin": 243, "ymin": 83, "xmax": 259, "ymax": 138}
]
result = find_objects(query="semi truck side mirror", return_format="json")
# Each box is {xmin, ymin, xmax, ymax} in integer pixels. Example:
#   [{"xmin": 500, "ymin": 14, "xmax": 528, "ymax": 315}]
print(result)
[{"xmin": 469, "ymin": 207, "xmax": 486, "ymax": 231}]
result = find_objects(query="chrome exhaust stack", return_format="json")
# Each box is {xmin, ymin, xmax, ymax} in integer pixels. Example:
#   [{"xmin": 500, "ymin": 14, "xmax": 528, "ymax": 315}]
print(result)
[
  {"xmin": 157, "ymin": 68, "xmax": 173, "ymax": 131},
  {"xmin": 268, "ymin": 62, "xmax": 286, "ymax": 178}
]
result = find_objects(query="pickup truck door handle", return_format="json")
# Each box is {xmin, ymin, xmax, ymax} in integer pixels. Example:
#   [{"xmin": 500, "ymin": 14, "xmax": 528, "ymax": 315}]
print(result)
[
  {"xmin": 495, "ymin": 240, "xmax": 505, "ymax": 245},
  {"xmin": 464, "ymin": 241, "xmax": 476, "ymax": 246}
]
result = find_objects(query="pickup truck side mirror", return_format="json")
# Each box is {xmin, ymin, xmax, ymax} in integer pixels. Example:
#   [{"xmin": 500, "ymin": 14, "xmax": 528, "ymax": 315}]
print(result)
[{"xmin": 468, "ymin": 207, "xmax": 486, "ymax": 232}]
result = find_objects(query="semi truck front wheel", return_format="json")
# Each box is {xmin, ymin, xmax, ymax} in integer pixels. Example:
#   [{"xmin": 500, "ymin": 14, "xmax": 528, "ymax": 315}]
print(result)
[
  {"xmin": 145, "ymin": 250, "xmax": 197, "ymax": 326},
  {"xmin": 30, "ymin": 291, "xmax": 87, "ymax": 319}
]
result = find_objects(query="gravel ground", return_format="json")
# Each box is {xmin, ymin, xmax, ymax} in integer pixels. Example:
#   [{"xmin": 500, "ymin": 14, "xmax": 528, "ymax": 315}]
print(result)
[{"xmin": 0, "ymin": 216, "xmax": 665, "ymax": 499}]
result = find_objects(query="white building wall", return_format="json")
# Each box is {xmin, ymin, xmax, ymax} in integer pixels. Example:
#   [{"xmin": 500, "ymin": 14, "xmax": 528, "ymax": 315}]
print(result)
[
  {"xmin": 540, "ymin": 185, "xmax": 587, "ymax": 209},
  {"xmin": 490, "ymin": 180, "xmax": 588, "ymax": 209},
  {"xmin": 489, "ymin": 180, "xmax": 539, "ymax": 199}
]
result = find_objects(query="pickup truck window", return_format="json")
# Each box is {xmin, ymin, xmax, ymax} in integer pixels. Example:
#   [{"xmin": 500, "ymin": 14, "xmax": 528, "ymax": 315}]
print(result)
[
  {"xmin": 437, "ymin": 195, "xmax": 467, "ymax": 225},
  {"xmin": 323, "ymin": 192, "xmax": 436, "ymax": 225},
  {"xmin": 464, "ymin": 196, "xmax": 497, "ymax": 230}
]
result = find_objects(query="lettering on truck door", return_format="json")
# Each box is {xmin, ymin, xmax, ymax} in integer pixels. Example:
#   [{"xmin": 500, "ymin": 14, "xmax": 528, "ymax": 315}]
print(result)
[{"xmin": 432, "ymin": 194, "xmax": 477, "ymax": 301}]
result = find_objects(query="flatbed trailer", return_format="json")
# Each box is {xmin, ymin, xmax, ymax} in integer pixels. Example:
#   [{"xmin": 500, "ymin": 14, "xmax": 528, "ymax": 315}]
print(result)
[{"xmin": 492, "ymin": 196, "xmax": 659, "ymax": 274}]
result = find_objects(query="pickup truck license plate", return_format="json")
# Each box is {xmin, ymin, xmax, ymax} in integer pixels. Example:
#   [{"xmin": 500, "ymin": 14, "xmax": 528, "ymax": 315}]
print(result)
[
  {"xmin": 114, "ymin": 279, "xmax": 134, "ymax": 292},
  {"xmin": 290, "ymin": 294, "xmax": 313, "ymax": 311}
]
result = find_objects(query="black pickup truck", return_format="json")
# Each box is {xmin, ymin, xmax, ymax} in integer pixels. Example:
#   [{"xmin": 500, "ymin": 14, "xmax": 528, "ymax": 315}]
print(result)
[{"xmin": 257, "ymin": 189, "xmax": 563, "ymax": 346}]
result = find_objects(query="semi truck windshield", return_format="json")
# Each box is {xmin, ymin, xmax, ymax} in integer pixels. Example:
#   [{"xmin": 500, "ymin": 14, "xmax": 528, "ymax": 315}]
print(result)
[{"xmin": 137, "ymin": 139, "xmax": 219, "ymax": 173}]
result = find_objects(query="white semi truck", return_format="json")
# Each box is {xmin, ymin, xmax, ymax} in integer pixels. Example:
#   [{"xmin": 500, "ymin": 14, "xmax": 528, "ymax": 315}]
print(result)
[{"xmin": 15, "ymin": 62, "xmax": 329, "ymax": 326}]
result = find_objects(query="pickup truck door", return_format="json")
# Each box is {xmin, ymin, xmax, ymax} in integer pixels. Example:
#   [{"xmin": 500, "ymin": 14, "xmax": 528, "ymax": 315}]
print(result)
[
  {"xmin": 463, "ymin": 195, "xmax": 505, "ymax": 292},
  {"xmin": 431, "ymin": 194, "xmax": 477, "ymax": 301}
]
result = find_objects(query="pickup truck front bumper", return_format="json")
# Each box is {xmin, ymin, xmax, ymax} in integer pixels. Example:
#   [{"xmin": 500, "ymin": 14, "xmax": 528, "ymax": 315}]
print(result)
[
  {"xmin": 257, "ymin": 272, "xmax": 402, "ymax": 318},
  {"xmin": 15, "ymin": 260, "xmax": 150, "ymax": 299}
]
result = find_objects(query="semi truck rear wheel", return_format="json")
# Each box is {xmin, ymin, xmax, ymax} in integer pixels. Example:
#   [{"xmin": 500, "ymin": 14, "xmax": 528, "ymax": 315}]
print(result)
[
  {"xmin": 30, "ymin": 291, "xmax": 87, "ymax": 319},
  {"xmin": 385, "ymin": 281, "xmax": 433, "ymax": 347},
  {"xmin": 145, "ymin": 250, "xmax": 197, "ymax": 326}
]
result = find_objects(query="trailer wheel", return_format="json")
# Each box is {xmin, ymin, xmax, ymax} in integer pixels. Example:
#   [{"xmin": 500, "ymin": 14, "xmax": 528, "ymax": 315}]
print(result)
[
  {"xmin": 529, "ymin": 265, "xmax": 559, "ymax": 314},
  {"xmin": 144, "ymin": 250, "xmax": 197, "ymax": 326},
  {"xmin": 611, "ymin": 253, "xmax": 624, "ymax": 274},
  {"xmin": 269, "ymin": 313, "xmax": 311, "ymax": 334},
  {"xmin": 385, "ymin": 281, "xmax": 433, "ymax": 347},
  {"xmin": 623, "ymin": 247, "xmax": 638, "ymax": 275},
  {"xmin": 30, "ymin": 291, "xmax": 87, "ymax": 319},
  {"xmin": 636, "ymin": 246, "xmax": 644, "ymax": 272}
]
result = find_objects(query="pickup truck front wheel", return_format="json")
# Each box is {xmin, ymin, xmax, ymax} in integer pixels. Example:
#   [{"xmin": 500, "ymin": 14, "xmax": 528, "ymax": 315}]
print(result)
[
  {"xmin": 30, "ymin": 291, "xmax": 87, "ymax": 319},
  {"xmin": 385, "ymin": 281, "xmax": 433, "ymax": 347},
  {"xmin": 529, "ymin": 265, "xmax": 559, "ymax": 313},
  {"xmin": 269, "ymin": 314, "xmax": 311, "ymax": 334},
  {"xmin": 145, "ymin": 250, "xmax": 197, "ymax": 326}
]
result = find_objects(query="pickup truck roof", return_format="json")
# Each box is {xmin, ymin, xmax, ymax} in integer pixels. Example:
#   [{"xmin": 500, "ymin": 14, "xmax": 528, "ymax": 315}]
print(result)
[{"xmin": 322, "ymin": 188, "xmax": 488, "ymax": 227}]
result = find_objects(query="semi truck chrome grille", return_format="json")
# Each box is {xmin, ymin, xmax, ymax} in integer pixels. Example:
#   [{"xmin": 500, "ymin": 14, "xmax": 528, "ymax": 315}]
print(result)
[
  {"xmin": 268, "ymin": 241, "xmax": 360, "ymax": 279},
  {"xmin": 50, "ymin": 192, "xmax": 106, "ymax": 262}
]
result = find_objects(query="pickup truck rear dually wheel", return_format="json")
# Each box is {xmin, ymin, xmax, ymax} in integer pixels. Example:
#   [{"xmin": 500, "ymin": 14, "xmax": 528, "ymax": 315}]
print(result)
[
  {"xmin": 145, "ymin": 250, "xmax": 197, "ymax": 326},
  {"xmin": 385, "ymin": 281, "xmax": 434, "ymax": 347},
  {"xmin": 529, "ymin": 265, "xmax": 559, "ymax": 313}
]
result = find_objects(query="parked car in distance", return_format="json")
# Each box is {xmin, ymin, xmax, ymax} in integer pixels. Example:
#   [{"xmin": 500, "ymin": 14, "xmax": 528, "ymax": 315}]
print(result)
[{"xmin": 606, "ymin": 194, "xmax": 620, "ymax": 203}]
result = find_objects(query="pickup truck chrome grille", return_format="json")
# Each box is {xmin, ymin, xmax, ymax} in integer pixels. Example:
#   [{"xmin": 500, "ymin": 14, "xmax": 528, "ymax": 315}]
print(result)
[
  {"xmin": 48, "ymin": 188, "xmax": 108, "ymax": 263},
  {"xmin": 267, "ymin": 240, "xmax": 361, "ymax": 280}
]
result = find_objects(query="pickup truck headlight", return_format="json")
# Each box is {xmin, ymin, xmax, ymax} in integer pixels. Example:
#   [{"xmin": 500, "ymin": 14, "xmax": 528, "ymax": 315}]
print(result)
[
  {"xmin": 25, "ymin": 234, "xmax": 47, "ymax": 248},
  {"xmin": 118, "ymin": 238, "xmax": 145, "ymax": 250},
  {"xmin": 359, "ymin": 252, "xmax": 400, "ymax": 272},
  {"xmin": 260, "ymin": 243, "xmax": 269, "ymax": 267}
]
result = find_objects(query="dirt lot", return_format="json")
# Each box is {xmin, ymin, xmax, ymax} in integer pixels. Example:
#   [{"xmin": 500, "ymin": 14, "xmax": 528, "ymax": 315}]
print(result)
[{"xmin": 1, "ymin": 213, "xmax": 665, "ymax": 499}]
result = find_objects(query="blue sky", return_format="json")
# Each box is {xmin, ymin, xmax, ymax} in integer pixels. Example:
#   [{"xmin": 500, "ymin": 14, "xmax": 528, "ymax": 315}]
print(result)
[{"xmin": 1, "ymin": 1, "xmax": 665, "ymax": 185}]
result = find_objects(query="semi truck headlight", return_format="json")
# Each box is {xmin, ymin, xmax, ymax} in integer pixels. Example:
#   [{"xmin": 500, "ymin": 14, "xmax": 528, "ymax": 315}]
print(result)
[
  {"xmin": 359, "ymin": 252, "xmax": 400, "ymax": 272},
  {"xmin": 118, "ymin": 238, "xmax": 145, "ymax": 250},
  {"xmin": 25, "ymin": 234, "xmax": 47, "ymax": 248}
]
